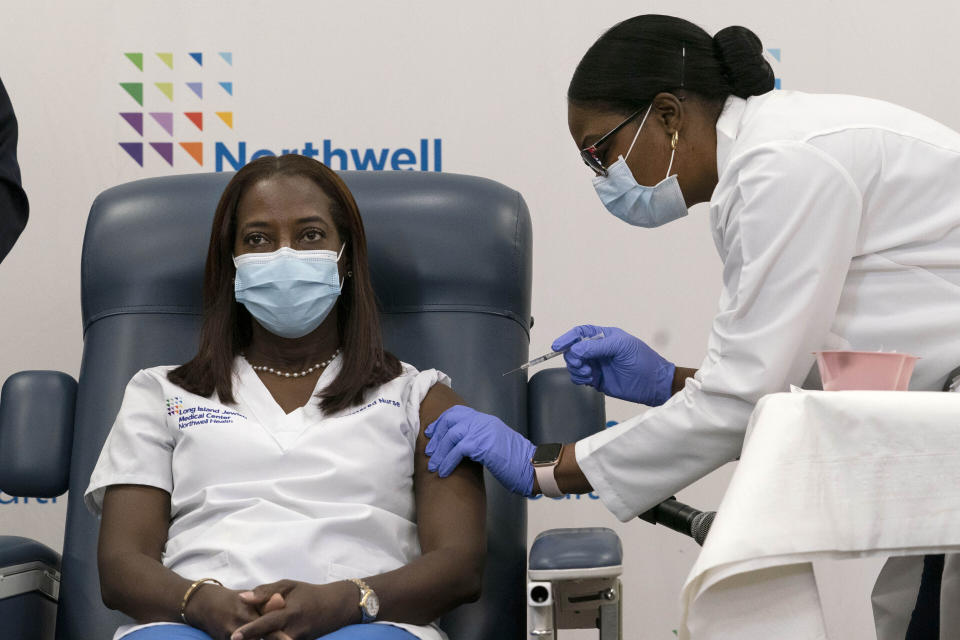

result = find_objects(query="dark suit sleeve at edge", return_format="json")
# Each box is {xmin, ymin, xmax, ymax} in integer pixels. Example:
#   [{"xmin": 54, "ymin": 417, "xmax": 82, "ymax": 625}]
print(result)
[{"xmin": 0, "ymin": 76, "xmax": 28, "ymax": 263}]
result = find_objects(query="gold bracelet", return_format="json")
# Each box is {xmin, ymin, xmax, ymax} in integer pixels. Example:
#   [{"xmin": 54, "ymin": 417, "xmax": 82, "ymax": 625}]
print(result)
[{"xmin": 179, "ymin": 577, "xmax": 223, "ymax": 624}]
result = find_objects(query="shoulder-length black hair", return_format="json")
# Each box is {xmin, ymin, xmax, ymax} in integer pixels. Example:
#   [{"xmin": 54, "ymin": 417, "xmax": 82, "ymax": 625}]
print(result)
[
  {"xmin": 168, "ymin": 154, "xmax": 402, "ymax": 414},
  {"xmin": 568, "ymin": 14, "xmax": 775, "ymax": 114}
]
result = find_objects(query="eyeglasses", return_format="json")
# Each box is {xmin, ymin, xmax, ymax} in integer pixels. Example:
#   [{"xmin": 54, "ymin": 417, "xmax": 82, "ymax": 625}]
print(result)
[
  {"xmin": 581, "ymin": 45, "xmax": 687, "ymax": 177},
  {"xmin": 579, "ymin": 107, "xmax": 646, "ymax": 177}
]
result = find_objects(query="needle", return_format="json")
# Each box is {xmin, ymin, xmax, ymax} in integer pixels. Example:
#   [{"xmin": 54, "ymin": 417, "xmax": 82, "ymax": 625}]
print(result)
[{"xmin": 502, "ymin": 332, "xmax": 605, "ymax": 376}]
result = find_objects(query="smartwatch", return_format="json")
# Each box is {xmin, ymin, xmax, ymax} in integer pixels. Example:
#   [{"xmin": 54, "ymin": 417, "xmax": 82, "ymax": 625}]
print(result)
[{"xmin": 532, "ymin": 443, "xmax": 564, "ymax": 498}]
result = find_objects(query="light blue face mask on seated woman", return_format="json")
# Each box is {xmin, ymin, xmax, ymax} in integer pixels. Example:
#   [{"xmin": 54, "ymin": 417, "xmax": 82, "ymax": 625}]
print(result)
[
  {"xmin": 592, "ymin": 104, "xmax": 689, "ymax": 228},
  {"xmin": 233, "ymin": 244, "xmax": 344, "ymax": 339}
]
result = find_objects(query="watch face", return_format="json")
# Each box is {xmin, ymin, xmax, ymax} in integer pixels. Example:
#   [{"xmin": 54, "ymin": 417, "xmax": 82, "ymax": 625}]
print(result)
[
  {"xmin": 532, "ymin": 442, "xmax": 563, "ymax": 465},
  {"xmin": 364, "ymin": 591, "xmax": 380, "ymax": 616}
]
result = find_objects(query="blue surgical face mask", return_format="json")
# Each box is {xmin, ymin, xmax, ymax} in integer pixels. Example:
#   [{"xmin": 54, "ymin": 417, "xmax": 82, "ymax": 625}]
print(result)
[
  {"xmin": 592, "ymin": 105, "xmax": 689, "ymax": 228},
  {"xmin": 233, "ymin": 245, "xmax": 344, "ymax": 339}
]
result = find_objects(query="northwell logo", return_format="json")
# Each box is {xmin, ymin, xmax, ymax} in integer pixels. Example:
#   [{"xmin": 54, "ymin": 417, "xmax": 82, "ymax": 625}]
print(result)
[
  {"xmin": 117, "ymin": 51, "xmax": 233, "ymax": 167},
  {"xmin": 116, "ymin": 51, "xmax": 443, "ymax": 172},
  {"xmin": 767, "ymin": 48, "xmax": 782, "ymax": 90},
  {"xmin": 214, "ymin": 139, "xmax": 443, "ymax": 173}
]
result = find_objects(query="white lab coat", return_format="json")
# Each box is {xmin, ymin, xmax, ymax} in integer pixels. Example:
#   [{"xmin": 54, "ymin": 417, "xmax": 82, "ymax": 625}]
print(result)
[
  {"xmin": 575, "ymin": 91, "xmax": 960, "ymax": 635},
  {"xmin": 85, "ymin": 356, "xmax": 450, "ymax": 640}
]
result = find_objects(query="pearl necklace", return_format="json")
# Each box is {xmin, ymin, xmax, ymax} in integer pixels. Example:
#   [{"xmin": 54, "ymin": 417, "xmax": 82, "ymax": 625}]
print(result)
[{"xmin": 244, "ymin": 349, "xmax": 341, "ymax": 378}]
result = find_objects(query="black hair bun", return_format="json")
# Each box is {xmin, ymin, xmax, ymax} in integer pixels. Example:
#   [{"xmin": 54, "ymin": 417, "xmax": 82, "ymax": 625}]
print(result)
[{"xmin": 713, "ymin": 25, "xmax": 775, "ymax": 98}]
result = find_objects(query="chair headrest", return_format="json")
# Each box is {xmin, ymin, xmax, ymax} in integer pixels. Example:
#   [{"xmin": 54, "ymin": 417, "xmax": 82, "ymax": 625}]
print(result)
[{"xmin": 81, "ymin": 170, "xmax": 531, "ymax": 334}]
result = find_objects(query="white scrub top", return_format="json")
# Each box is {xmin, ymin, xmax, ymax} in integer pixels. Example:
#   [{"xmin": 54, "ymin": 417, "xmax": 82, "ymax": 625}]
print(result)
[
  {"xmin": 577, "ymin": 90, "xmax": 960, "ymax": 521},
  {"xmin": 85, "ymin": 355, "xmax": 450, "ymax": 640}
]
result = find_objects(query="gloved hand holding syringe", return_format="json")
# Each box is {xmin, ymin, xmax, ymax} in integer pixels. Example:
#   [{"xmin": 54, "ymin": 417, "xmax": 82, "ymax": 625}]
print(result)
[
  {"xmin": 428, "ymin": 325, "xmax": 675, "ymax": 497},
  {"xmin": 503, "ymin": 332, "xmax": 605, "ymax": 376}
]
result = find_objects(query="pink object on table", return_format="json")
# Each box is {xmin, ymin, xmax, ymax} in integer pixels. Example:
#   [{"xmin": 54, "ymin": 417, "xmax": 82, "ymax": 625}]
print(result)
[{"xmin": 815, "ymin": 350, "xmax": 918, "ymax": 391}]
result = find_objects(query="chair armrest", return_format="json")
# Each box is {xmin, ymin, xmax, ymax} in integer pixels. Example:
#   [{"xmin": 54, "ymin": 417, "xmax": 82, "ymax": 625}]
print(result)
[
  {"xmin": 0, "ymin": 535, "xmax": 61, "ymax": 571},
  {"xmin": 0, "ymin": 371, "xmax": 77, "ymax": 497},
  {"xmin": 528, "ymin": 368, "xmax": 605, "ymax": 444},
  {"xmin": 528, "ymin": 527, "xmax": 622, "ymax": 580},
  {"xmin": 0, "ymin": 536, "xmax": 61, "ymax": 640},
  {"xmin": 0, "ymin": 535, "xmax": 61, "ymax": 600}
]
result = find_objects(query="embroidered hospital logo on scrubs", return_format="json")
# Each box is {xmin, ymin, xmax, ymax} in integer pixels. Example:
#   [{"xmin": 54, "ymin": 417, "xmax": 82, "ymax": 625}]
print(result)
[
  {"xmin": 166, "ymin": 396, "xmax": 184, "ymax": 415},
  {"xmin": 176, "ymin": 405, "xmax": 248, "ymax": 429},
  {"xmin": 342, "ymin": 397, "xmax": 402, "ymax": 418}
]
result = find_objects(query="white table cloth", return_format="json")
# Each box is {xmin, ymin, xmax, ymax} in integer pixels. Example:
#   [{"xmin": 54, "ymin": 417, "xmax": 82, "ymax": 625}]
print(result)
[{"xmin": 680, "ymin": 390, "xmax": 960, "ymax": 640}]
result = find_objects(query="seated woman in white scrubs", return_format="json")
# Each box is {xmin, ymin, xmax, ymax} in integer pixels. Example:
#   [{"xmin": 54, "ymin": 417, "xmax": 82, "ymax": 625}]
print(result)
[{"xmin": 84, "ymin": 154, "xmax": 485, "ymax": 640}]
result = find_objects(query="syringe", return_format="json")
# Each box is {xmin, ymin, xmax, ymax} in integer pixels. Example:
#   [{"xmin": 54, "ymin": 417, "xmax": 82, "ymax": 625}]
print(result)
[{"xmin": 502, "ymin": 332, "xmax": 605, "ymax": 376}]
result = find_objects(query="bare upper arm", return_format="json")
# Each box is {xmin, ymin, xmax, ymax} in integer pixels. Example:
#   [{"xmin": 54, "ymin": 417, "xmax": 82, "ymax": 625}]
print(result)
[
  {"xmin": 414, "ymin": 384, "xmax": 486, "ymax": 555},
  {"xmin": 98, "ymin": 485, "xmax": 171, "ymax": 564}
]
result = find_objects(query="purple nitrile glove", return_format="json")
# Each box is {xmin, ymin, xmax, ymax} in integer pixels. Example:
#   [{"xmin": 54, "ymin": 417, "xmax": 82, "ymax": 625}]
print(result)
[
  {"xmin": 552, "ymin": 324, "xmax": 675, "ymax": 406},
  {"xmin": 425, "ymin": 405, "xmax": 536, "ymax": 497}
]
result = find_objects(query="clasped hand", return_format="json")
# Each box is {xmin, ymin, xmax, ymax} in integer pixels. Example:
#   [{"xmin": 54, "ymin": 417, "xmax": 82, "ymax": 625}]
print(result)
[{"xmin": 186, "ymin": 579, "xmax": 357, "ymax": 640}]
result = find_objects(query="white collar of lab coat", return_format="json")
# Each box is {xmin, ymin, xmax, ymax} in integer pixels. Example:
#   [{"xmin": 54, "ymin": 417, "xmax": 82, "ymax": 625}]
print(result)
[{"xmin": 715, "ymin": 95, "xmax": 748, "ymax": 177}]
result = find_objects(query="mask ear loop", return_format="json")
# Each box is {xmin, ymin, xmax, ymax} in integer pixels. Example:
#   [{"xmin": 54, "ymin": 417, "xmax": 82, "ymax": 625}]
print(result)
[
  {"xmin": 623, "ymin": 104, "xmax": 653, "ymax": 161},
  {"xmin": 666, "ymin": 130, "xmax": 679, "ymax": 179},
  {"xmin": 668, "ymin": 41, "xmax": 685, "ymax": 179},
  {"xmin": 336, "ymin": 243, "xmax": 347, "ymax": 289}
]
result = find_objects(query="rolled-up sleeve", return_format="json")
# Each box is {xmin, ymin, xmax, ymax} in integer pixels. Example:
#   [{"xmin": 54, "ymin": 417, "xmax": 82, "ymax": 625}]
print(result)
[
  {"xmin": 400, "ymin": 368, "xmax": 452, "ymax": 446},
  {"xmin": 577, "ymin": 142, "xmax": 863, "ymax": 521}
]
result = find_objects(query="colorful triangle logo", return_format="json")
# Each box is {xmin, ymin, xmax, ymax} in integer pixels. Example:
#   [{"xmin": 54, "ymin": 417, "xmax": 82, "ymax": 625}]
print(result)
[
  {"xmin": 120, "ymin": 82, "xmax": 143, "ymax": 106},
  {"xmin": 184, "ymin": 112, "xmax": 203, "ymax": 131},
  {"xmin": 186, "ymin": 82, "xmax": 203, "ymax": 99},
  {"xmin": 150, "ymin": 142, "xmax": 174, "ymax": 166},
  {"xmin": 180, "ymin": 142, "xmax": 203, "ymax": 166},
  {"xmin": 215, "ymin": 111, "xmax": 233, "ymax": 129},
  {"xmin": 189, "ymin": 52, "xmax": 203, "ymax": 66},
  {"xmin": 119, "ymin": 142, "xmax": 143, "ymax": 166},
  {"xmin": 219, "ymin": 82, "xmax": 233, "ymax": 96},
  {"xmin": 767, "ymin": 48, "xmax": 781, "ymax": 62},
  {"xmin": 119, "ymin": 112, "xmax": 143, "ymax": 136},
  {"xmin": 219, "ymin": 51, "xmax": 233, "ymax": 65},
  {"xmin": 150, "ymin": 112, "xmax": 174, "ymax": 136},
  {"xmin": 155, "ymin": 82, "xmax": 174, "ymax": 101},
  {"xmin": 156, "ymin": 52, "xmax": 174, "ymax": 70},
  {"xmin": 124, "ymin": 52, "xmax": 143, "ymax": 71}
]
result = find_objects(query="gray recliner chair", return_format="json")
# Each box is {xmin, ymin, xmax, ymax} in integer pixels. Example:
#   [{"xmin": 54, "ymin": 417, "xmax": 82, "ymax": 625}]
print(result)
[
  {"xmin": 0, "ymin": 170, "xmax": 542, "ymax": 640},
  {"xmin": 0, "ymin": 169, "xmax": 626, "ymax": 640}
]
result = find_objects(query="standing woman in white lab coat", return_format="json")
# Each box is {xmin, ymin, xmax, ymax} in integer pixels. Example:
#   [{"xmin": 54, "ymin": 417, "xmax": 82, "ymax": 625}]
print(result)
[{"xmin": 425, "ymin": 14, "xmax": 960, "ymax": 639}]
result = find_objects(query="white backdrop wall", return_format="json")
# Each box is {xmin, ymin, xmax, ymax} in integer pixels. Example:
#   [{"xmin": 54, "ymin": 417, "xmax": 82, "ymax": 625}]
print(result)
[{"xmin": 2, "ymin": 2, "xmax": 959, "ymax": 638}]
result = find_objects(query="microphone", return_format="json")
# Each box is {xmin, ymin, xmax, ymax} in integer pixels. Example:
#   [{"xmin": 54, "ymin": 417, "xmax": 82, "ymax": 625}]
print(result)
[{"xmin": 638, "ymin": 498, "xmax": 716, "ymax": 546}]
